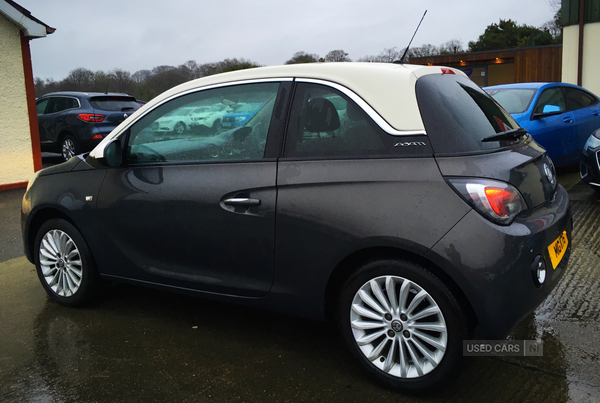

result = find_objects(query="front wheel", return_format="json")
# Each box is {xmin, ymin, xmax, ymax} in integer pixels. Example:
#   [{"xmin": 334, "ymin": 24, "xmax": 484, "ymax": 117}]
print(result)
[
  {"xmin": 34, "ymin": 219, "xmax": 100, "ymax": 307},
  {"xmin": 337, "ymin": 259, "xmax": 469, "ymax": 392}
]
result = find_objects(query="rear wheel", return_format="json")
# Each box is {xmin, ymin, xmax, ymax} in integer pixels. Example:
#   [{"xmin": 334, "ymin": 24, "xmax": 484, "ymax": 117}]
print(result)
[
  {"xmin": 337, "ymin": 259, "xmax": 469, "ymax": 392},
  {"xmin": 34, "ymin": 219, "xmax": 100, "ymax": 306},
  {"xmin": 61, "ymin": 135, "xmax": 78, "ymax": 161}
]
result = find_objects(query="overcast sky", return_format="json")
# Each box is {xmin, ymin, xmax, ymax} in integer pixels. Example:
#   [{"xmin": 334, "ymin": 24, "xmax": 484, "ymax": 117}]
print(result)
[{"xmin": 17, "ymin": 0, "xmax": 558, "ymax": 81}]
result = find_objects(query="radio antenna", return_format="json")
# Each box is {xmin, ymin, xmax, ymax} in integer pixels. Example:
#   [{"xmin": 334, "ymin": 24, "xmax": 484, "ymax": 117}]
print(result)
[{"xmin": 395, "ymin": 10, "xmax": 428, "ymax": 64}]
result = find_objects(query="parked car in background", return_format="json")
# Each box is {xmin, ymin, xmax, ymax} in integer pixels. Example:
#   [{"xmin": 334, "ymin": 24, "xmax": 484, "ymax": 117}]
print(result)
[
  {"xmin": 221, "ymin": 102, "xmax": 263, "ymax": 128},
  {"xmin": 580, "ymin": 128, "xmax": 600, "ymax": 191},
  {"xmin": 23, "ymin": 63, "xmax": 571, "ymax": 392},
  {"xmin": 188, "ymin": 104, "xmax": 230, "ymax": 132},
  {"xmin": 36, "ymin": 92, "xmax": 140, "ymax": 161},
  {"xmin": 484, "ymin": 82, "xmax": 600, "ymax": 167},
  {"xmin": 151, "ymin": 107, "xmax": 197, "ymax": 135}
]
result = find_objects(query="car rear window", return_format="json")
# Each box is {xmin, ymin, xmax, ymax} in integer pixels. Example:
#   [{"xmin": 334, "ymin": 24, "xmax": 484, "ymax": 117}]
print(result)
[
  {"xmin": 90, "ymin": 96, "xmax": 139, "ymax": 112},
  {"xmin": 416, "ymin": 74, "xmax": 520, "ymax": 155}
]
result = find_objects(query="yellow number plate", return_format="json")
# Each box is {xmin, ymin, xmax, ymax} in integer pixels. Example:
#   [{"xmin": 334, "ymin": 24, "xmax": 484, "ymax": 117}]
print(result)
[{"xmin": 547, "ymin": 231, "xmax": 568, "ymax": 269}]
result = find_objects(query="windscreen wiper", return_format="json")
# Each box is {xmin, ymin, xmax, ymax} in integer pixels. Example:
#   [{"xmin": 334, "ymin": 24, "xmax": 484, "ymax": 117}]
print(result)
[{"xmin": 481, "ymin": 127, "xmax": 527, "ymax": 142}]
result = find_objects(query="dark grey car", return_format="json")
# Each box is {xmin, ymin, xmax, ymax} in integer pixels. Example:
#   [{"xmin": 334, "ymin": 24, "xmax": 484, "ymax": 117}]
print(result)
[
  {"xmin": 22, "ymin": 63, "xmax": 571, "ymax": 392},
  {"xmin": 36, "ymin": 92, "xmax": 140, "ymax": 161}
]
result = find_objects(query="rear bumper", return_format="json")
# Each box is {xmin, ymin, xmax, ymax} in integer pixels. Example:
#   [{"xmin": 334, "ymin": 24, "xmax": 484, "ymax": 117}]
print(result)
[{"xmin": 426, "ymin": 184, "xmax": 572, "ymax": 339}]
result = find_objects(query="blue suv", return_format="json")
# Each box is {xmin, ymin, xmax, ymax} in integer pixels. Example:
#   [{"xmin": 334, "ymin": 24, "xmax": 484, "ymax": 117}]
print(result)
[{"xmin": 36, "ymin": 92, "xmax": 140, "ymax": 161}]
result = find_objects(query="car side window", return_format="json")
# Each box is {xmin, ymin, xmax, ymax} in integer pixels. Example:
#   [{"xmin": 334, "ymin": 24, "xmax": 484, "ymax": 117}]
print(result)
[
  {"xmin": 564, "ymin": 88, "xmax": 598, "ymax": 112},
  {"xmin": 36, "ymin": 99, "xmax": 49, "ymax": 115},
  {"xmin": 45, "ymin": 97, "xmax": 78, "ymax": 114},
  {"xmin": 283, "ymin": 83, "xmax": 392, "ymax": 158},
  {"xmin": 534, "ymin": 88, "xmax": 566, "ymax": 114},
  {"xmin": 126, "ymin": 82, "xmax": 280, "ymax": 164}
]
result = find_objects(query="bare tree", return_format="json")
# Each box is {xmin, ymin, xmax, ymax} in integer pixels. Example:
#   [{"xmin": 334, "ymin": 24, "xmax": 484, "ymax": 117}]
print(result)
[
  {"xmin": 547, "ymin": 0, "xmax": 561, "ymax": 12},
  {"xmin": 111, "ymin": 68, "xmax": 134, "ymax": 93},
  {"xmin": 377, "ymin": 47, "xmax": 403, "ymax": 62},
  {"xmin": 439, "ymin": 39, "xmax": 464, "ymax": 54},
  {"xmin": 410, "ymin": 44, "xmax": 440, "ymax": 58},
  {"xmin": 356, "ymin": 55, "xmax": 380, "ymax": 63},
  {"xmin": 325, "ymin": 49, "xmax": 352, "ymax": 62},
  {"xmin": 62, "ymin": 68, "xmax": 94, "ymax": 91},
  {"xmin": 132, "ymin": 69, "xmax": 153, "ymax": 84},
  {"xmin": 285, "ymin": 51, "xmax": 319, "ymax": 64},
  {"xmin": 182, "ymin": 60, "xmax": 202, "ymax": 79}
]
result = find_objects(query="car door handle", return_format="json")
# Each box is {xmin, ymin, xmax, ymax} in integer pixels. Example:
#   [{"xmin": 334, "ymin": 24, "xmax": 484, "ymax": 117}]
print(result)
[
  {"xmin": 593, "ymin": 111, "xmax": 599, "ymax": 117},
  {"xmin": 223, "ymin": 197, "xmax": 261, "ymax": 206},
  {"xmin": 563, "ymin": 117, "xmax": 573, "ymax": 123}
]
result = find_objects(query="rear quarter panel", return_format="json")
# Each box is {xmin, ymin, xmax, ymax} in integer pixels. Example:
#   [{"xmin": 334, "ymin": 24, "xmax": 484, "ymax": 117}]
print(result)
[{"xmin": 272, "ymin": 157, "xmax": 471, "ymax": 318}]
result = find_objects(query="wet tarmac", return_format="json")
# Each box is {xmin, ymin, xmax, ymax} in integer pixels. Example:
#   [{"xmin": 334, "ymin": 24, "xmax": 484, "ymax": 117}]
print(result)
[{"xmin": 1, "ymin": 166, "xmax": 599, "ymax": 402}]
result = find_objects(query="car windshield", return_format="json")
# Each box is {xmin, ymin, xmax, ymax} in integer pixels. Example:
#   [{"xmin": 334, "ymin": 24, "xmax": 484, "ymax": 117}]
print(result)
[{"xmin": 485, "ymin": 88, "xmax": 537, "ymax": 114}]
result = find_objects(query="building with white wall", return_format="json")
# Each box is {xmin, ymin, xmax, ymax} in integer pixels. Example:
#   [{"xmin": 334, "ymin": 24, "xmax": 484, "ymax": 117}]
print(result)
[
  {"xmin": 0, "ymin": 0, "xmax": 53, "ymax": 190},
  {"xmin": 561, "ymin": 0, "xmax": 600, "ymax": 95}
]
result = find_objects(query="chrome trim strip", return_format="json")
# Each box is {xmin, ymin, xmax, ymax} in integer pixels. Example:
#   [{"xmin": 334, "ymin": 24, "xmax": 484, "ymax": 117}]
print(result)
[
  {"xmin": 296, "ymin": 78, "xmax": 426, "ymax": 136},
  {"xmin": 589, "ymin": 182, "xmax": 600, "ymax": 187}
]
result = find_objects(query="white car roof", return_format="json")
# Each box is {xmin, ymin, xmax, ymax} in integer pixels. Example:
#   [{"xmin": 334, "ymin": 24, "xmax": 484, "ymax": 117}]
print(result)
[{"xmin": 90, "ymin": 63, "xmax": 464, "ymax": 158}]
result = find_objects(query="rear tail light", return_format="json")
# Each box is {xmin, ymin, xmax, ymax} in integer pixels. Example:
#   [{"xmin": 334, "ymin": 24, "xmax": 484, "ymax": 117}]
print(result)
[
  {"xmin": 447, "ymin": 178, "xmax": 527, "ymax": 225},
  {"xmin": 77, "ymin": 113, "xmax": 105, "ymax": 122}
]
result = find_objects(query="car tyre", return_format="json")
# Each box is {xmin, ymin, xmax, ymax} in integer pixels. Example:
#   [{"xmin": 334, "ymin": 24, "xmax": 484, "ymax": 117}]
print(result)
[
  {"xmin": 173, "ymin": 122, "xmax": 186, "ymax": 135},
  {"xmin": 337, "ymin": 259, "xmax": 469, "ymax": 392},
  {"xmin": 61, "ymin": 135, "xmax": 78, "ymax": 161},
  {"xmin": 34, "ymin": 218, "xmax": 100, "ymax": 307}
]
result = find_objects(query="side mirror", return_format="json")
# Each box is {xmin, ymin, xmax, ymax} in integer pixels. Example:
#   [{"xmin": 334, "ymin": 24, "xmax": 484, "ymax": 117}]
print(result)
[
  {"xmin": 104, "ymin": 140, "xmax": 123, "ymax": 167},
  {"xmin": 542, "ymin": 105, "xmax": 562, "ymax": 114},
  {"xmin": 533, "ymin": 104, "xmax": 563, "ymax": 119}
]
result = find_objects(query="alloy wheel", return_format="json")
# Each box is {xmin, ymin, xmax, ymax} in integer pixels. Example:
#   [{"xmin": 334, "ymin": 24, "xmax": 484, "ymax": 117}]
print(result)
[
  {"xmin": 62, "ymin": 138, "xmax": 76, "ymax": 160},
  {"xmin": 350, "ymin": 275, "xmax": 448, "ymax": 378},
  {"xmin": 39, "ymin": 229, "xmax": 83, "ymax": 297}
]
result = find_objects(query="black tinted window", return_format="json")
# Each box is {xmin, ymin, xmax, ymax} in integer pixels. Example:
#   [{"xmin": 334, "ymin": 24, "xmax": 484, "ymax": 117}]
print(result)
[
  {"xmin": 90, "ymin": 96, "xmax": 139, "ymax": 111},
  {"xmin": 416, "ymin": 74, "xmax": 520, "ymax": 155},
  {"xmin": 46, "ymin": 97, "xmax": 79, "ymax": 114},
  {"xmin": 284, "ymin": 83, "xmax": 395, "ymax": 158},
  {"xmin": 564, "ymin": 87, "xmax": 598, "ymax": 111}
]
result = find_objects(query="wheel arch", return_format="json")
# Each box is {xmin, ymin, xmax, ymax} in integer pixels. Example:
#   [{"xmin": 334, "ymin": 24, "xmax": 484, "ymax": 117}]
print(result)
[
  {"xmin": 26, "ymin": 207, "xmax": 78, "ymax": 262},
  {"xmin": 323, "ymin": 246, "xmax": 478, "ymax": 330}
]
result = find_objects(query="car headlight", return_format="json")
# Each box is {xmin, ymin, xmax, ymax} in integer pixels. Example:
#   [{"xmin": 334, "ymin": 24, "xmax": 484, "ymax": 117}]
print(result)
[{"xmin": 584, "ymin": 130, "xmax": 600, "ymax": 151}]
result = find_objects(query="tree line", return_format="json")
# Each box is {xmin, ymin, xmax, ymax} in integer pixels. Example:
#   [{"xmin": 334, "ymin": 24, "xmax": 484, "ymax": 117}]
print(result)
[{"xmin": 34, "ymin": 17, "xmax": 561, "ymax": 102}]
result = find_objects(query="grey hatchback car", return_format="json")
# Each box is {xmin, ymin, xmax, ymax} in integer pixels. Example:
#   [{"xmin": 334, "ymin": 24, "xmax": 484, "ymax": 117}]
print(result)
[
  {"xmin": 36, "ymin": 91, "xmax": 140, "ymax": 161},
  {"xmin": 22, "ymin": 63, "xmax": 571, "ymax": 392}
]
